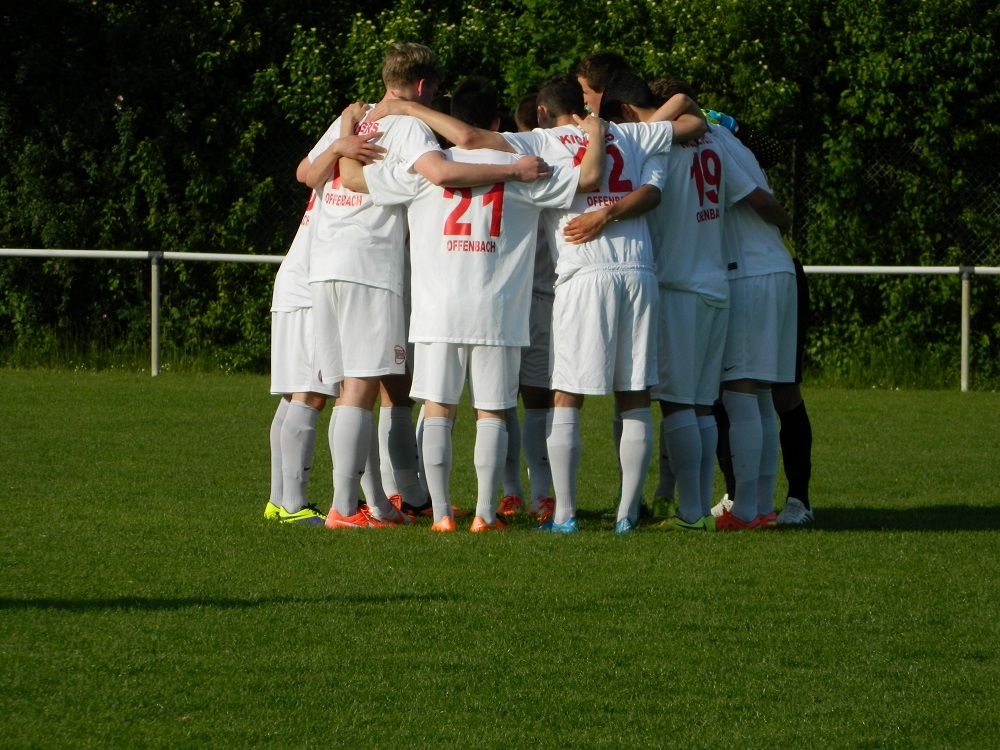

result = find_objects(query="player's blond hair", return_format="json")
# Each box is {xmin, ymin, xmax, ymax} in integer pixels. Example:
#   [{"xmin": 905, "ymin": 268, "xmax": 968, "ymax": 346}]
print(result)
[{"xmin": 381, "ymin": 43, "xmax": 444, "ymax": 89}]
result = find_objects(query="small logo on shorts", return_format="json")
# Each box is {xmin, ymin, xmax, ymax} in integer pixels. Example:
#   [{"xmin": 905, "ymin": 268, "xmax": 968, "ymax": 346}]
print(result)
[
  {"xmin": 723, "ymin": 365, "xmax": 737, "ymax": 372},
  {"xmin": 394, "ymin": 346, "xmax": 406, "ymax": 365}
]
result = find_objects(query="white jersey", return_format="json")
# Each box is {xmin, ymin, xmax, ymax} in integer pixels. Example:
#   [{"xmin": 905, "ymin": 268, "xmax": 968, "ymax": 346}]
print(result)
[
  {"xmin": 307, "ymin": 107, "xmax": 441, "ymax": 294},
  {"xmin": 271, "ymin": 191, "xmax": 318, "ymax": 312},
  {"xmin": 363, "ymin": 147, "xmax": 580, "ymax": 346},
  {"xmin": 713, "ymin": 127, "xmax": 796, "ymax": 279},
  {"xmin": 503, "ymin": 120, "xmax": 674, "ymax": 285},
  {"xmin": 646, "ymin": 126, "xmax": 757, "ymax": 305}
]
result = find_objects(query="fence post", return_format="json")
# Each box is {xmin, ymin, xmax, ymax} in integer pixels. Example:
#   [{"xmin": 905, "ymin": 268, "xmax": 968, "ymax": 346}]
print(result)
[
  {"xmin": 960, "ymin": 266, "xmax": 973, "ymax": 392},
  {"xmin": 150, "ymin": 252, "xmax": 162, "ymax": 377}
]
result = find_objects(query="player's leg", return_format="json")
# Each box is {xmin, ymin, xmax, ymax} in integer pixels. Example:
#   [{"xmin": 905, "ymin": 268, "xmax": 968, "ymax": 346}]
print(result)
[
  {"xmin": 267, "ymin": 397, "xmax": 290, "ymax": 518},
  {"xmin": 500, "ymin": 407, "xmax": 525, "ymax": 512},
  {"xmin": 546, "ymin": 390, "xmax": 584, "ymax": 529},
  {"xmin": 378, "ymin": 374, "xmax": 425, "ymax": 510},
  {"xmin": 279, "ymin": 392, "xmax": 327, "ymax": 521},
  {"xmin": 519, "ymin": 384, "xmax": 554, "ymax": 519},
  {"xmin": 616, "ymin": 389, "xmax": 654, "ymax": 528}
]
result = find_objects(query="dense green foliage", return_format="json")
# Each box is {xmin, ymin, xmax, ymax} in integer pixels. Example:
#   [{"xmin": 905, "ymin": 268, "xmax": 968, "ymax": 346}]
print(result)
[{"xmin": 2, "ymin": 1, "xmax": 998, "ymax": 382}]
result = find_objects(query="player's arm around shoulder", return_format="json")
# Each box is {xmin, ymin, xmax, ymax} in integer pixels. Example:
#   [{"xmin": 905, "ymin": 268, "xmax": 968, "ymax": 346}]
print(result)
[
  {"xmin": 741, "ymin": 187, "xmax": 792, "ymax": 235},
  {"xmin": 651, "ymin": 94, "xmax": 709, "ymax": 143},
  {"xmin": 573, "ymin": 112, "xmax": 606, "ymax": 193},
  {"xmin": 305, "ymin": 103, "xmax": 386, "ymax": 191},
  {"xmin": 371, "ymin": 99, "xmax": 512, "ymax": 153},
  {"xmin": 413, "ymin": 150, "xmax": 551, "ymax": 188}
]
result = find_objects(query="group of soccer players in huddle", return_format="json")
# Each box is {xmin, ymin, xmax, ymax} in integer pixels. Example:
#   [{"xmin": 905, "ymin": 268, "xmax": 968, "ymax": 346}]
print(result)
[{"xmin": 264, "ymin": 42, "xmax": 816, "ymax": 534}]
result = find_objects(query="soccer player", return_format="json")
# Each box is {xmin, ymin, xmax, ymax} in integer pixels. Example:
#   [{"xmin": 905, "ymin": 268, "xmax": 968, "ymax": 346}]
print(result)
[
  {"xmin": 599, "ymin": 73, "xmax": 791, "ymax": 531},
  {"xmin": 574, "ymin": 50, "xmax": 632, "ymax": 114},
  {"xmin": 340, "ymin": 75, "xmax": 603, "ymax": 532},
  {"xmin": 302, "ymin": 43, "xmax": 550, "ymax": 529}
]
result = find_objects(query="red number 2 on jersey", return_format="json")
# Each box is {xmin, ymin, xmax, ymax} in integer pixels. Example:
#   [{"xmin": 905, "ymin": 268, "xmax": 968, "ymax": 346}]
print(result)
[{"xmin": 443, "ymin": 183, "xmax": 505, "ymax": 237}]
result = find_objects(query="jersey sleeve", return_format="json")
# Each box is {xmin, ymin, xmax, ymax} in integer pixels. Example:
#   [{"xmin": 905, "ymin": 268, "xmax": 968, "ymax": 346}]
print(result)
[
  {"xmin": 501, "ymin": 130, "xmax": 544, "ymax": 156},
  {"xmin": 527, "ymin": 164, "xmax": 580, "ymax": 208},
  {"xmin": 639, "ymin": 153, "xmax": 669, "ymax": 191},
  {"xmin": 618, "ymin": 121, "xmax": 675, "ymax": 157},
  {"xmin": 389, "ymin": 116, "xmax": 444, "ymax": 171},
  {"xmin": 363, "ymin": 160, "xmax": 422, "ymax": 207},
  {"xmin": 308, "ymin": 118, "xmax": 342, "ymax": 163}
]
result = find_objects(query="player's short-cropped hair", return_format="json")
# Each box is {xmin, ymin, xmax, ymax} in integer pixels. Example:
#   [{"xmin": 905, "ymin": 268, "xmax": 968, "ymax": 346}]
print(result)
[
  {"xmin": 514, "ymin": 91, "xmax": 538, "ymax": 132},
  {"xmin": 536, "ymin": 74, "xmax": 587, "ymax": 119},
  {"xmin": 450, "ymin": 76, "xmax": 499, "ymax": 130},
  {"xmin": 574, "ymin": 50, "xmax": 631, "ymax": 93},
  {"xmin": 598, "ymin": 70, "xmax": 660, "ymax": 121},
  {"xmin": 382, "ymin": 43, "xmax": 444, "ymax": 89},
  {"xmin": 648, "ymin": 76, "xmax": 698, "ymax": 104}
]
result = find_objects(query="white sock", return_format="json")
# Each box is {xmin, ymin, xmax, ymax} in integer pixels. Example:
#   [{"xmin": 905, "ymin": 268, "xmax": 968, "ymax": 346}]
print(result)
[
  {"xmin": 757, "ymin": 389, "xmax": 780, "ymax": 517},
  {"xmin": 269, "ymin": 399, "xmax": 290, "ymax": 505},
  {"xmin": 547, "ymin": 407, "xmax": 581, "ymax": 525},
  {"xmin": 502, "ymin": 408, "xmax": 524, "ymax": 500},
  {"xmin": 421, "ymin": 417, "xmax": 454, "ymax": 521},
  {"xmin": 522, "ymin": 408, "xmax": 552, "ymax": 508},
  {"xmin": 280, "ymin": 400, "xmax": 319, "ymax": 513},
  {"xmin": 723, "ymin": 390, "xmax": 762, "ymax": 522},
  {"xmin": 360, "ymin": 422, "xmax": 393, "ymax": 516},
  {"xmin": 475, "ymin": 418, "xmax": 508, "ymax": 523},
  {"xmin": 381, "ymin": 405, "xmax": 424, "ymax": 507},
  {"xmin": 697, "ymin": 415, "xmax": 719, "ymax": 519},
  {"xmin": 415, "ymin": 404, "xmax": 429, "ymax": 502},
  {"xmin": 612, "ymin": 407, "xmax": 623, "ymax": 499},
  {"xmin": 377, "ymin": 407, "xmax": 399, "ymax": 497},
  {"xmin": 330, "ymin": 406, "xmax": 372, "ymax": 517},
  {"xmin": 618, "ymin": 408, "xmax": 654, "ymax": 524},
  {"xmin": 663, "ymin": 409, "xmax": 702, "ymax": 524}
]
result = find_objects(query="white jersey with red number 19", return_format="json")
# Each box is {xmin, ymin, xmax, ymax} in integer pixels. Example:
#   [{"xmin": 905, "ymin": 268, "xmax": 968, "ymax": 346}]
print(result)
[
  {"xmin": 363, "ymin": 148, "xmax": 580, "ymax": 346},
  {"xmin": 713, "ymin": 127, "xmax": 795, "ymax": 279},
  {"xmin": 502, "ymin": 120, "xmax": 675, "ymax": 285},
  {"xmin": 307, "ymin": 107, "xmax": 441, "ymax": 294},
  {"xmin": 646, "ymin": 126, "xmax": 757, "ymax": 304},
  {"xmin": 271, "ymin": 190, "xmax": 318, "ymax": 312}
]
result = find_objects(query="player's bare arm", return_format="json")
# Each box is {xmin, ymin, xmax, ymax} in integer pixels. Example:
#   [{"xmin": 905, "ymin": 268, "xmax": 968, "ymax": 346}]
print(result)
[
  {"xmin": 303, "ymin": 103, "xmax": 387, "ymax": 190},
  {"xmin": 412, "ymin": 151, "xmax": 551, "ymax": 188},
  {"xmin": 562, "ymin": 185, "xmax": 662, "ymax": 245},
  {"xmin": 573, "ymin": 112, "xmax": 607, "ymax": 193},
  {"xmin": 338, "ymin": 156, "xmax": 368, "ymax": 194},
  {"xmin": 741, "ymin": 187, "xmax": 793, "ymax": 235},
  {"xmin": 648, "ymin": 94, "xmax": 709, "ymax": 142},
  {"xmin": 371, "ymin": 98, "xmax": 513, "ymax": 153}
]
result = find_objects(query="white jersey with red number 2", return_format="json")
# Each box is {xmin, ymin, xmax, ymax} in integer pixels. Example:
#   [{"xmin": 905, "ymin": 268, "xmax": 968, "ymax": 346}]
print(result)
[
  {"xmin": 363, "ymin": 148, "xmax": 580, "ymax": 346},
  {"xmin": 306, "ymin": 107, "xmax": 441, "ymax": 294},
  {"xmin": 502, "ymin": 120, "xmax": 674, "ymax": 285}
]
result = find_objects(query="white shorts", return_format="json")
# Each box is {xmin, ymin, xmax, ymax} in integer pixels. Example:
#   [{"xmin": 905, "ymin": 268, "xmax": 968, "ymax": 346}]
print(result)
[
  {"xmin": 411, "ymin": 342, "xmax": 521, "ymax": 410},
  {"xmin": 311, "ymin": 280, "xmax": 407, "ymax": 383},
  {"xmin": 269, "ymin": 309, "xmax": 340, "ymax": 397},
  {"xmin": 519, "ymin": 292, "xmax": 553, "ymax": 389},
  {"xmin": 652, "ymin": 289, "xmax": 728, "ymax": 406},
  {"xmin": 721, "ymin": 272, "xmax": 797, "ymax": 384},
  {"xmin": 550, "ymin": 267, "xmax": 658, "ymax": 396}
]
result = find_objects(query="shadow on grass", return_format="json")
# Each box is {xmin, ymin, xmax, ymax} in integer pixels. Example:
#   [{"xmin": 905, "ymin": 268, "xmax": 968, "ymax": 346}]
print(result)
[
  {"xmin": 0, "ymin": 592, "xmax": 457, "ymax": 613},
  {"xmin": 812, "ymin": 505, "xmax": 1000, "ymax": 532}
]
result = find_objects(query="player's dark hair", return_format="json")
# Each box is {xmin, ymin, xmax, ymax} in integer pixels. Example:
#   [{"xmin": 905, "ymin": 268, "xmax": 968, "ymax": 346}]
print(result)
[
  {"xmin": 574, "ymin": 51, "xmax": 631, "ymax": 93},
  {"xmin": 648, "ymin": 76, "xmax": 698, "ymax": 103},
  {"xmin": 598, "ymin": 71, "xmax": 660, "ymax": 122},
  {"xmin": 450, "ymin": 76, "xmax": 499, "ymax": 130},
  {"xmin": 536, "ymin": 74, "xmax": 586, "ymax": 119},
  {"xmin": 382, "ymin": 43, "xmax": 444, "ymax": 89},
  {"xmin": 514, "ymin": 91, "xmax": 538, "ymax": 132}
]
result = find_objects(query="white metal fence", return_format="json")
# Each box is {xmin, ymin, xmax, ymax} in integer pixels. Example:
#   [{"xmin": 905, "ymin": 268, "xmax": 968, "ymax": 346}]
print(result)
[{"xmin": 2, "ymin": 248, "xmax": 998, "ymax": 390}]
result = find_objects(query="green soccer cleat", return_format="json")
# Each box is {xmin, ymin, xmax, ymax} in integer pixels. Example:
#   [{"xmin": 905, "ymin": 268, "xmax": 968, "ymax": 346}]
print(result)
[
  {"xmin": 277, "ymin": 504, "xmax": 327, "ymax": 524},
  {"xmin": 264, "ymin": 501, "xmax": 281, "ymax": 520},
  {"xmin": 662, "ymin": 514, "xmax": 715, "ymax": 531}
]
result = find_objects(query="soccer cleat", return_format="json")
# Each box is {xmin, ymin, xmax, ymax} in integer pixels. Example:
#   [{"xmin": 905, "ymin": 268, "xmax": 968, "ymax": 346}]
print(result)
[
  {"xmin": 613, "ymin": 517, "xmax": 636, "ymax": 535},
  {"xmin": 498, "ymin": 495, "xmax": 524, "ymax": 516},
  {"xmin": 393, "ymin": 495, "xmax": 470, "ymax": 519},
  {"xmin": 714, "ymin": 509, "xmax": 762, "ymax": 531},
  {"xmin": 711, "ymin": 493, "xmax": 734, "ymax": 518},
  {"xmin": 662, "ymin": 514, "xmax": 714, "ymax": 531},
  {"xmin": 759, "ymin": 511, "xmax": 779, "ymax": 529},
  {"xmin": 278, "ymin": 504, "xmax": 327, "ymax": 524},
  {"xmin": 536, "ymin": 517, "xmax": 579, "ymax": 534},
  {"xmin": 430, "ymin": 516, "xmax": 456, "ymax": 533},
  {"xmin": 366, "ymin": 504, "xmax": 414, "ymax": 525},
  {"xmin": 530, "ymin": 496, "xmax": 555, "ymax": 523},
  {"xmin": 264, "ymin": 501, "xmax": 282, "ymax": 520},
  {"xmin": 469, "ymin": 516, "xmax": 509, "ymax": 532},
  {"xmin": 777, "ymin": 497, "xmax": 814, "ymax": 526},
  {"xmin": 451, "ymin": 505, "xmax": 472, "ymax": 518},
  {"xmin": 325, "ymin": 507, "xmax": 394, "ymax": 529},
  {"xmin": 649, "ymin": 496, "xmax": 678, "ymax": 520}
]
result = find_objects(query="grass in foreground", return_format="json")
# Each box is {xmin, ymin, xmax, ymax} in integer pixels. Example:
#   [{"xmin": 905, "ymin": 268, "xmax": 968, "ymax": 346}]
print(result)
[{"xmin": 1, "ymin": 370, "xmax": 999, "ymax": 748}]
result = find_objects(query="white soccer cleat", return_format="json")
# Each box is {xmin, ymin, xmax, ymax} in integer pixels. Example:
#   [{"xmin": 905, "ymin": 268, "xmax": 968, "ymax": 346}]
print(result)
[
  {"xmin": 777, "ymin": 497, "xmax": 814, "ymax": 526},
  {"xmin": 710, "ymin": 493, "xmax": 733, "ymax": 518}
]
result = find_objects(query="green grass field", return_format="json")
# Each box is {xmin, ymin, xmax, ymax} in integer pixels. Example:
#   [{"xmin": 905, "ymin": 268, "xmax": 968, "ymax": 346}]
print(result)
[{"xmin": 1, "ymin": 370, "xmax": 998, "ymax": 748}]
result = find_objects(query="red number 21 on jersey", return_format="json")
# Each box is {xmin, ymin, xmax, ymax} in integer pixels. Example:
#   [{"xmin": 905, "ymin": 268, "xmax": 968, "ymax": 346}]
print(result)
[{"xmin": 443, "ymin": 183, "xmax": 505, "ymax": 237}]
